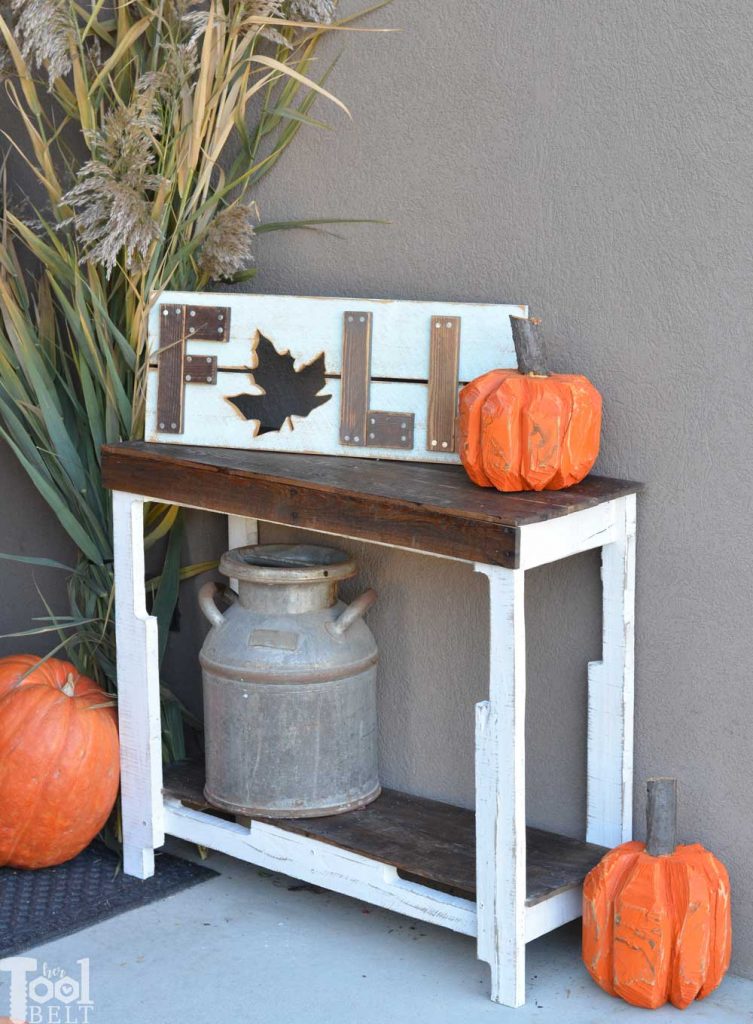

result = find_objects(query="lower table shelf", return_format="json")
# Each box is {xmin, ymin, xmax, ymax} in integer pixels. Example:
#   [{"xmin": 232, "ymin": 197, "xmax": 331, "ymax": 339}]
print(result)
[{"xmin": 163, "ymin": 760, "xmax": 606, "ymax": 912}]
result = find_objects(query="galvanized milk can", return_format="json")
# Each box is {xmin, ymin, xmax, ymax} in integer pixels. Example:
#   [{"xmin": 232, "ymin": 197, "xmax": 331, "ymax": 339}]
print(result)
[{"xmin": 198, "ymin": 544, "xmax": 380, "ymax": 818}]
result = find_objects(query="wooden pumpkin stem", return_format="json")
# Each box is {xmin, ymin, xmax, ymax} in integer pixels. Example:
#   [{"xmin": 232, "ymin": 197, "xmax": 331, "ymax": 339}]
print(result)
[
  {"xmin": 510, "ymin": 315, "xmax": 550, "ymax": 377},
  {"xmin": 62, "ymin": 675, "xmax": 76, "ymax": 697},
  {"xmin": 646, "ymin": 777, "xmax": 677, "ymax": 856}
]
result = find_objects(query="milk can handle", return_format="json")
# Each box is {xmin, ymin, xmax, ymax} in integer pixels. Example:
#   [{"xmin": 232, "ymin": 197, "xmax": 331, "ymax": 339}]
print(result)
[
  {"xmin": 199, "ymin": 581, "xmax": 236, "ymax": 627},
  {"xmin": 331, "ymin": 589, "xmax": 377, "ymax": 636}
]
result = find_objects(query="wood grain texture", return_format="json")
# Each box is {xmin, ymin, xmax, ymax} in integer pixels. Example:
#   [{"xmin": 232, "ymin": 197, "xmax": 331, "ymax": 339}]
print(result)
[
  {"xmin": 587, "ymin": 494, "xmax": 636, "ymax": 847},
  {"xmin": 148, "ymin": 291, "xmax": 524, "ymax": 379},
  {"xmin": 185, "ymin": 304, "xmax": 230, "ymax": 342},
  {"xmin": 148, "ymin": 370, "xmax": 461, "ymax": 463},
  {"xmin": 427, "ymin": 316, "xmax": 461, "ymax": 452},
  {"xmin": 162, "ymin": 765, "xmax": 607, "ymax": 907},
  {"xmin": 474, "ymin": 565, "xmax": 527, "ymax": 1006},
  {"xmin": 109, "ymin": 445, "xmax": 639, "ymax": 1009},
  {"xmin": 184, "ymin": 353, "xmax": 217, "ymax": 385},
  {"xmin": 366, "ymin": 410, "xmax": 414, "ymax": 449},
  {"xmin": 156, "ymin": 303, "xmax": 230, "ymax": 433},
  {"xmin": 227, "ymin": 514, "xmax": 259, "ymax": 593},
  {"xmin": 340, "ymin": 311, "xmax": 372, "ymax": 446},
  {"xmin": 112, "ymin": 491, "xmax": 164, "ymax": 879},
  {"xmin": 145, "ymin": 291, "xmax": 528, "ymax": 461},
  {"xmin": 645, "ymin": 777, "xmax": 677, "ymax": 857},
  {"xmin": 156, "ymin": 304, "xmax": 186, "ymax": 434},
  {"xmin": 164, "ymin": 795, "xmax": 478, "ymax": 937},
  {"xmin": 101, "ymin": 443, "xmax": 641, "ymax": 568},
  {"xmin": 510, "ymin": 315, "xmax": 548, "ymax": 376}
]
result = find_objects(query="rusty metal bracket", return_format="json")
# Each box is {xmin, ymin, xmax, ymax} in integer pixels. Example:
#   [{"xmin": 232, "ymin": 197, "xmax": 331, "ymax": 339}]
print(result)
[{"xmin": 156, "ymin": 304, "xmax": 229, "ymax": 434}]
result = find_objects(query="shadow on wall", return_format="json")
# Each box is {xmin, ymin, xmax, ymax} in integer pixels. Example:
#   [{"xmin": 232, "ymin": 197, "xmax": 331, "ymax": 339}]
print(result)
[{"xmin": 0, "ymin": 442, "xmax": 76, "ymax": 658}]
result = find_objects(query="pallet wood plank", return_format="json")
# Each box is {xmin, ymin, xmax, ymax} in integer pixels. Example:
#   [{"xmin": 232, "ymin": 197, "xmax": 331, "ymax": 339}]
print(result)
[
  {"xmin": 366, "ymin": 410, "xmax": 414, "ymax": 449},
  {"xmin": 185, "ymin": 304, "xmax": 231, "ymax": 342},
  {"xmin": 146, "ymin": 291, "xmax": 528, "ymax": 461},
  {"xmin": 100, "ymin": 440, "xmax": 643, "ymax": 569},
  {"xmin": 162, "ymin": 765, "xmax": 607, "ymax": 907},
  {"xmin": 427, "ymin": 316, "xmax": 461, "ymax": 452},
  {"xmin": 148, "ymin": 371, "xmax": 461, "ymax": 463},
  {"xmin": 103, "ymin": 443, "xmax": 641, "ymax": 526},
  {"xmin": 587, "ymin": 493, "xmax": 636, "ymax": 847},
  {"xmin": 184, "ymin": 354, "xmax": 217, "ymax": 385},
  {"xmin": 340, "ymin": 311, "xmax": 372, "ymax": 446},
  {"xmin": 164, "ymin": 797, "xmax": 477, "ymax": 936},
  {"xmin": 156, "ymin": 304, "xmax": 186, "ymax": 434},
  {"xmin": 113, "ymin": 492, "xmax": 164, "ymax": 878},
  {"xmin": 149, "ymin": 291, "xmax": 524, "ymax": 381},
  {"xmin": 102, "ymin": 443, "xmax": 641, "ymax": 568},
  {"xmin": 474, "ymin": 565, "xmax": 526, "ymax": 1005}
]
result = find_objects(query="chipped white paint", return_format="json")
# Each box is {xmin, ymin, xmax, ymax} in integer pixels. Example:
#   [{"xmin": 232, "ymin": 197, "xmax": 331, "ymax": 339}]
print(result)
[
  {"xmin": 517, "ymin": 501, "xmax": 618, "ymax": 570},
  {"xmin": 145, "ymin": 291, "xmax": 526, "ymax": 459},
  {"xmin": 227, "ymin": 514, "xmax": 259, "ymax": 550},
  {"xmin": 112, "ymin": 491, "xmax": 164, "ymax": 879},
  {"xmin": 113, "ymin": 477, "xmax": 636, "ymax": 1009},
  {"xmin": 148, "ymin": 372, "xmax": 467, "ymax": 463},
  {"xmin": 120, "ymin": 491, "xmax": 481, "ymax": 565},
  {"xmin": 227, "ymin": 515, "xmax": 258, "ymax": 591},
  {"xmin": 525, "ymin": 887, "xmax": 583, "ymax": 943},
  {"xmin": 586, "ymin": 494, "xmax": 636, "ymax": 846},
  {"xmin": 474, "ymin": 565, "xmax": 527, "ymax": 1008},
  {"xmin": 147, "ymin": 291, "xmax": 524, "ymax": 379},
  {"xmin": 163, "ymin": 799, "xmax": 477, "ymax": 937}
]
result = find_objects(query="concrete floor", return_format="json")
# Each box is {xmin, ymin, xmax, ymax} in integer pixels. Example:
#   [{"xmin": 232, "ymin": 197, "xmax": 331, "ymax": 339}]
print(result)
[{"xmin": 6, "ymin": 841, "xmax": 752, "ymax": 1024}]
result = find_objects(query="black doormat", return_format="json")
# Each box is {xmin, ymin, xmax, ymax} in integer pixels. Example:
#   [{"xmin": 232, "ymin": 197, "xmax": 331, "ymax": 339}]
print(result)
[{"xmin": 0, "ymin": 842, "xmax": 218, "ymax": 957}]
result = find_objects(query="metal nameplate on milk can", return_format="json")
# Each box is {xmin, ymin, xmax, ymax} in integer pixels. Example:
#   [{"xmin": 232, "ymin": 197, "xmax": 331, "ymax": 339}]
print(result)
[
  {"xmin": 198, "ymin": 544, "xmax": 380, "ymax": 818},
  {"xmin": 249, "ymin": 629, "xmax": 299, "ymax": 651}
]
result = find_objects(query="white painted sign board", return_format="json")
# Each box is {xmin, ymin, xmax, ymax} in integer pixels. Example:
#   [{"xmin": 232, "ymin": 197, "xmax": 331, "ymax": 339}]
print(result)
[{"xmin": 145, "ymin": 291, "xmax": 526, "ymax": 463}]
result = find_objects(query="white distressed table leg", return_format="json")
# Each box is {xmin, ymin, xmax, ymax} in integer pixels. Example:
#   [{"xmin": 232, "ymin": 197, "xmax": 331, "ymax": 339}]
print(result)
[
  {"xmin": 474, "ymin": 564, "xmax": 527, "ymax": 1008},
  {"xmin": 227, "ymin": 516, "xmax": 259, "ymax": 592},
  {"xmin": 113, "ymin": 491, "xmax": 164, "ymax": 878},
  {"xmin": 587, "ymin": 494, "xmax": 636, "ymax": 847}
]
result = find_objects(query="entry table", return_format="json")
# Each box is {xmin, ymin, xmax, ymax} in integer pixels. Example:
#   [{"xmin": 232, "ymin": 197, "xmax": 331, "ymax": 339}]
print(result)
[{"xmin": 102, "ymin": 442, "xmax": 640, "ymax": 1008}]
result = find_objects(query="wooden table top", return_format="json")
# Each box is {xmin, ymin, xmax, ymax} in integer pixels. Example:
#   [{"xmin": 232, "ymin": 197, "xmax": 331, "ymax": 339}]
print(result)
[{"xmin": 102, "ymin": 442, "xmax": 641, "ymax": 567}]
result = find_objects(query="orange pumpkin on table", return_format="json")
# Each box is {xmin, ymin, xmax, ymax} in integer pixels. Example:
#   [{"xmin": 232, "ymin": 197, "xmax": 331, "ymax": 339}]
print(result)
[
  {"xmin": 458, "ymin": 316, "xmax": 602, "ymax": 491},
  {"xmin": 583, "ymin": 778, "xmax": 732, "ymax": 1010},
  {"xmin": 0, "ymin": 655, "xmax": 120, "ymax": 869}
]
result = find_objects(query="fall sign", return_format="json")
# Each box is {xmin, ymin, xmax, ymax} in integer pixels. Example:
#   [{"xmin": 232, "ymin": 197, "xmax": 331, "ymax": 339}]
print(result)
[{"xmin": 145, "ymin": 292, "xmax": 526, "ymax": 463}]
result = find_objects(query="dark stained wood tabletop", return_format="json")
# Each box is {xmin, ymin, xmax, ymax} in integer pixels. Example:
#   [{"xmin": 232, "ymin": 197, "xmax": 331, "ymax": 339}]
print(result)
[{"xmin": 102, "ymin": 442, "xmax": 641, "ymax": 568}]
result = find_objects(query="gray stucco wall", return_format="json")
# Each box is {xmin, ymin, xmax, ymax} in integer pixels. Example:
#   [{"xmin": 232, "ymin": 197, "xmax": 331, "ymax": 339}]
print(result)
[
  {"xmin": 1, "ymin": 0, "xmax": 751, "ymax": 978},
  {"xmin": 241, "ymin": 0, "xmax": 753, "ymax": 976}
]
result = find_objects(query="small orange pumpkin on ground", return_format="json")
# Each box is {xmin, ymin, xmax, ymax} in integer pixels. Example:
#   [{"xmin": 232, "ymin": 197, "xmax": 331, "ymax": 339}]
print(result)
[
  {"xmin": 582, "ymin": 778, "xmax": 732, "ymax": 1010},
  {"xmin": 0, "ymin": 655, "xmax": 120, "ymax": 869},
  {"xmin": 458, "ymin": 316, "xmax": 602, "ymax": 491}
]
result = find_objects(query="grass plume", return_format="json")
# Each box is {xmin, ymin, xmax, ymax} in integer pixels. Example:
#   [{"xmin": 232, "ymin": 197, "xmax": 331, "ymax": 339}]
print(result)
[{"xmin": 0, "ymin": 0, "xmax": 388, "ymax": 767}]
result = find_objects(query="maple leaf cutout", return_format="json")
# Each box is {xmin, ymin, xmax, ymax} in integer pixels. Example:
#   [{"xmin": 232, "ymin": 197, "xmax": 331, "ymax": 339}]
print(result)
[{"xmin": 227, "ymin": 332, "xmax": 331, "ymax": 435}]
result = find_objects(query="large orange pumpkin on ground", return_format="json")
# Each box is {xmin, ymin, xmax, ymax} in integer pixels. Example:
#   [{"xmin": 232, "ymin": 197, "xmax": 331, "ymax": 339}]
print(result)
[
  {"xmin": 458, "ymin": 316, "xmax": 602, "ymax": 491},
  {"xmin": 0, "ymin": 655, "xmax": 120, "ymax": 869},
  {"xmin": 582, "ymin": 778, "xmax": 731, "ymax": 1010}
]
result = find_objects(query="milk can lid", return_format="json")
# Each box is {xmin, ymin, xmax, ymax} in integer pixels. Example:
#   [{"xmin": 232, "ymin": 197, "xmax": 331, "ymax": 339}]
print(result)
[{"xmin": 219, "ymin": 544, "xmax": 356, "ymax": 584}]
